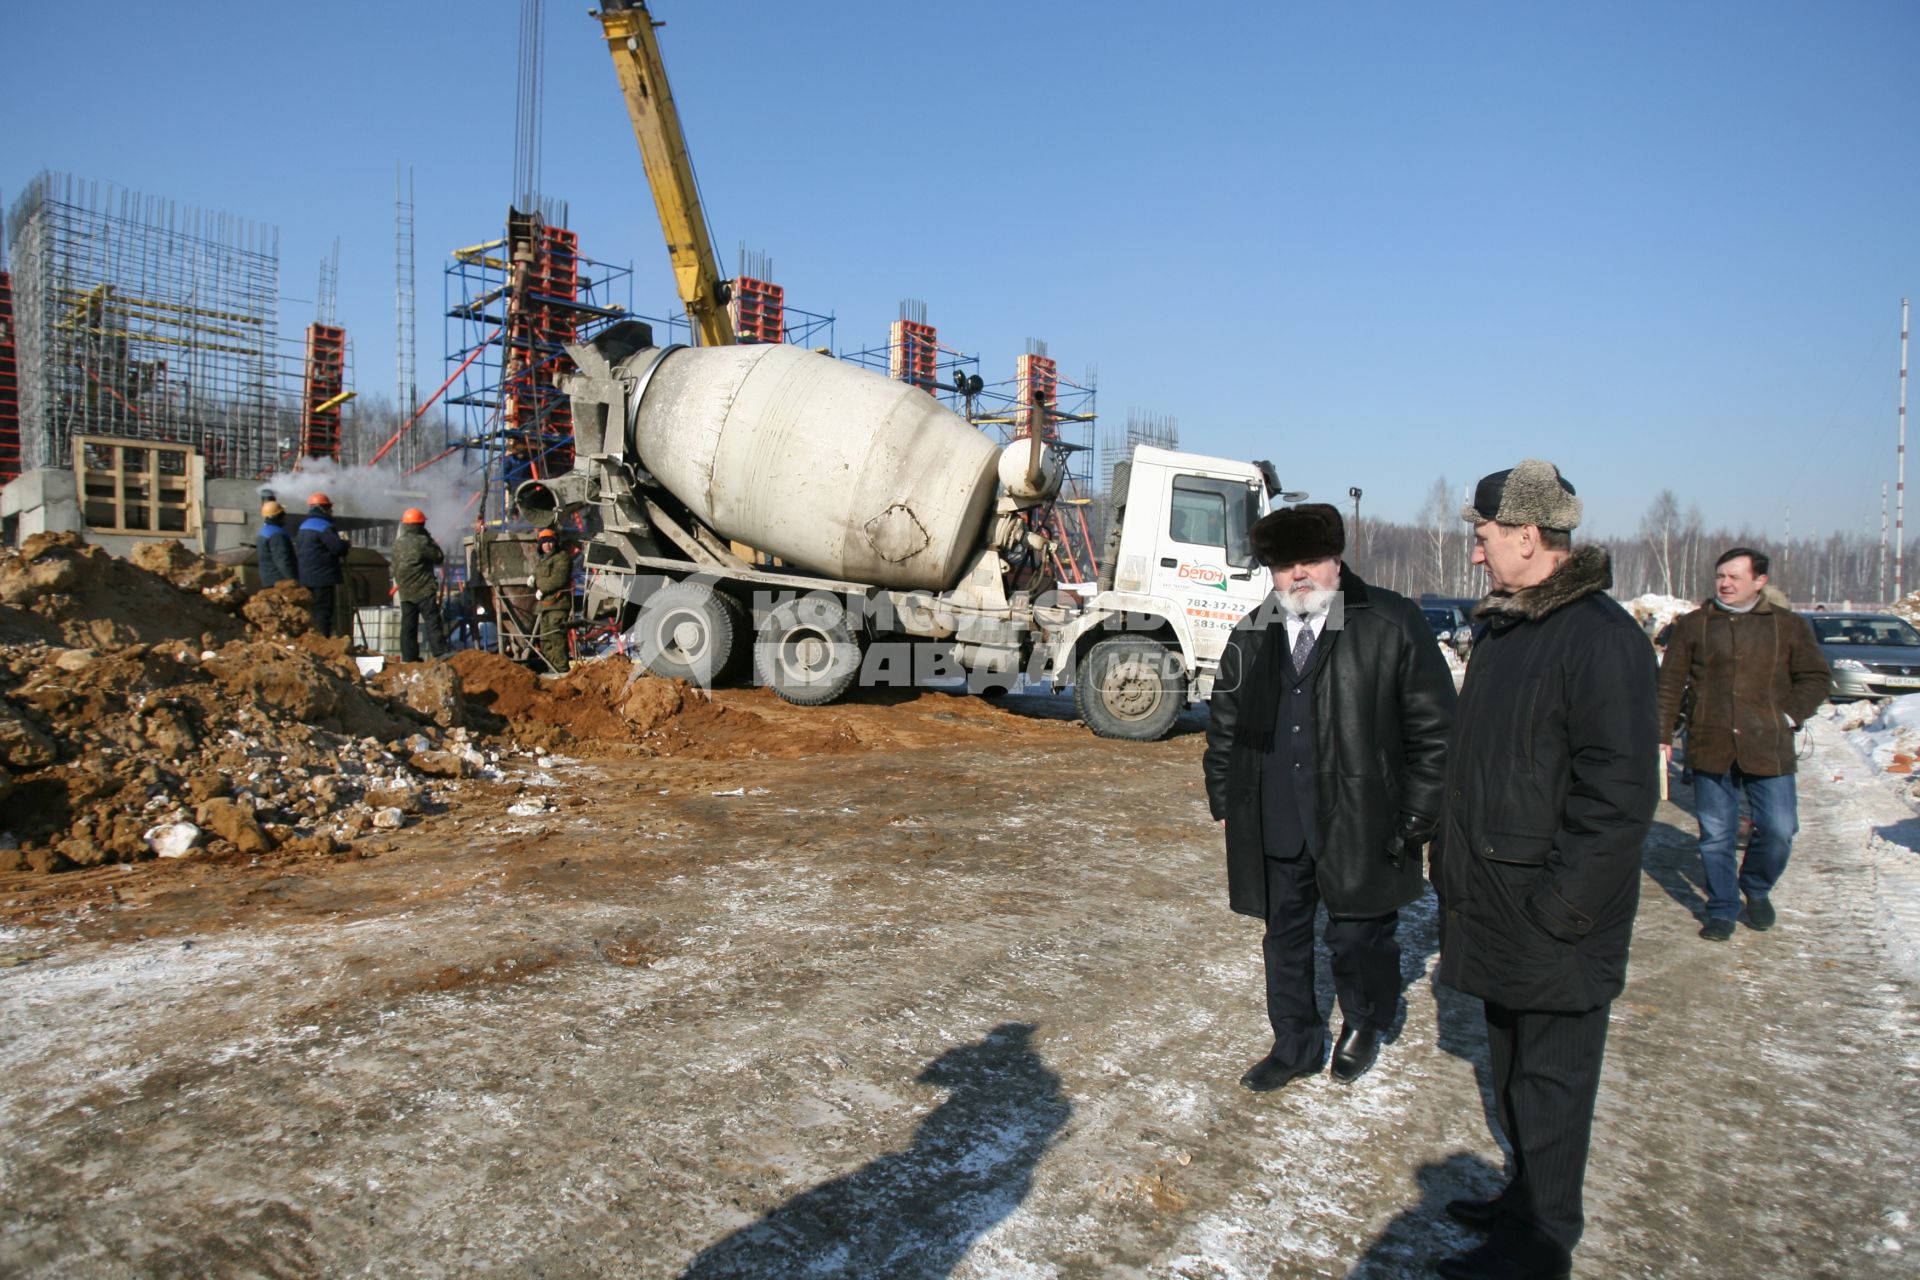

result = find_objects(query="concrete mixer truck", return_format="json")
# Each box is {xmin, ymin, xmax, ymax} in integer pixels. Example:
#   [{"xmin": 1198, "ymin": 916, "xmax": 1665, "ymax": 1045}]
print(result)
[{"xmin": 513, "ymin": 320, "xmax": 1285, "ymax": 741}]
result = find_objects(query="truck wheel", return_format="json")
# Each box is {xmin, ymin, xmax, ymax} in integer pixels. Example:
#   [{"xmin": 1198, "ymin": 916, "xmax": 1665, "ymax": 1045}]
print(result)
[
  {"xmin": 755, "ymin": 595, "xmax": 862, "ymax": 706},
  {"xmin": 1074, "ymin": 635, "xmax": 1187, "ymax": 741},
  {"xmin": 633, "ymin": 580, "xmax": 738, "ymax": 687}
]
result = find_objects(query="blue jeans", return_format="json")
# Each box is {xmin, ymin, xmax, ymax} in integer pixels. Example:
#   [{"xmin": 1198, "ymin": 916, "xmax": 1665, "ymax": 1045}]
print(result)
[{"xmin": 1691, "ymin": 767, "xmax": 1797, "ymax": 920}]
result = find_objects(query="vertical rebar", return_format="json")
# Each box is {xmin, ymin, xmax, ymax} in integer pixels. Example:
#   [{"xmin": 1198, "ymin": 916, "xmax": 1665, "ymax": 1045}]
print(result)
[
  {"xmin": 514, "ymin": 0, "xmax": 545, "ymax": 211},
  {"xmin": 6, "ymin": 171, "xmax": 281, "ymax": 480}
]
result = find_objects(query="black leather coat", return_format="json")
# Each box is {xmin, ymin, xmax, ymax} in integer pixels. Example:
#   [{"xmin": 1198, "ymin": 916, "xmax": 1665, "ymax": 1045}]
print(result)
[
  {"xmin": 1204, "ymin": 568, "xmax": 1455, "ymax": 919},
  {"xmin": 1434, "ymin": 547, "xmax": 1659, "ymax": 1012}
]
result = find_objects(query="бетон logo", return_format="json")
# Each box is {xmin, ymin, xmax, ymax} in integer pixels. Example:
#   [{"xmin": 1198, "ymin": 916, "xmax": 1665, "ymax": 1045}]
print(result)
[{"xmin": 1176, "ymin": 562, "xmax": 1228, "ymax": 591}]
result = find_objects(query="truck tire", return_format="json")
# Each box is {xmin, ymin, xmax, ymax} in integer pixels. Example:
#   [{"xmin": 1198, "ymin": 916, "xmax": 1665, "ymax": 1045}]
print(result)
[
  {"xmin": 755, "ymin": 595, "xmax": 862, "ymax": 706},
  {"xmin": 1074, "ymin": 634, "xmax": 1188, "ymax": 741},
  {"xmin": 633, "ymin": 580, "xmax": 738, "ymax": 687}
]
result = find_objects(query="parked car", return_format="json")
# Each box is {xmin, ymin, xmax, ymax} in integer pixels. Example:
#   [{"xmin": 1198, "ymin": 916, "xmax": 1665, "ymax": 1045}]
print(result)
[
  {"xmin": 1808, "ymin": 611, "xmax": 1920, "ymax": 699},
  {"xmin": 1421, "ymin": 603, "xmax": 1474, "ymax": 660}
]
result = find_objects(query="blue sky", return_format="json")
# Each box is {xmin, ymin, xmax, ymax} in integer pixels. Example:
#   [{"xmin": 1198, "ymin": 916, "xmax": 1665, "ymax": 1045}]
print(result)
[{"xmin": 3, "ymin": 0, "xmax": 1915, "ymax": 539}]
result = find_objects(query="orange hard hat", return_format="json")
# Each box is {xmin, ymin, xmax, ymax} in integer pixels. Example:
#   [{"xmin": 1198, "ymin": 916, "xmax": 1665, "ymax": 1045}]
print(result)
[
  {"xmin": 400, "ymin": 507, "xmax": 427, "ymax": 524},
  {"xmin": 535, "ymin": 527, "xmax": 558, "ymax": 542},
  {"xmin": 307, "ymin": 491, "xmax": 332, "ymax": 507}
]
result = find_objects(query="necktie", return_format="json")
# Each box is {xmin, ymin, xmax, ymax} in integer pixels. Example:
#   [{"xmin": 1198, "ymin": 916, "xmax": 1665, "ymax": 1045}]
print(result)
[{"xmin": 1291, "ymin": 619, "xmax": 1315, "ymax": 671}]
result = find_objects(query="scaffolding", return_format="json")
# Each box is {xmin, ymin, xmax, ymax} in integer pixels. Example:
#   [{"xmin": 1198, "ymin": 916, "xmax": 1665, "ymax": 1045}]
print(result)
[
  {"xmin": 840, "ymin": 301, "xmax": 979, "ymax": 403},
  {"xmin": 1101, "ymin": 409, "xmax": 1179, "ymax": 496},
  {"xmin": 0, "ymin": 268, "xmax": 19, "ymax": 483},
  {"xmin": 395, "ymin": 164, "xmax": 419, "ymax": 446},
  {"xmin": 443, "ymin": 206, "xmax": 634, "ymax": 526},
  {"xmin": 727, "ymin": 246, "xmax": 835, "ymax": 349},
  {"xmin": 4, "ymin": 172, "xmax": 282, "ymax": 481},
  {"xmin": 966, "ymin": 341, "xmax": 1100, "ymax": 583}
]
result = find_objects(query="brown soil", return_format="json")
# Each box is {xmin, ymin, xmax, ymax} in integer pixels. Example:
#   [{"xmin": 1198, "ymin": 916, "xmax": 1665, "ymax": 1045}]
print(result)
[
  {"xmin": 447, "ymin": 648, "xmax": 1078, "ymax": 760},
  {"xmin": 0, "ymin": 530, "xmax": 1084, "ymax": 896},
  {"xmin": 0, "ymin": 533, "xmax": 245, "ymax": 649}
]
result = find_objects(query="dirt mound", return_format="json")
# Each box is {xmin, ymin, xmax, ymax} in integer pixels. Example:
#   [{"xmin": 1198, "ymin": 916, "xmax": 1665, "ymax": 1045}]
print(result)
[
  {"xmin": 446, "ymin": 650, "xmax": 856, "ymax": 757},
  {"xmin": 241, "ymin": 580, "xmax": 314, "ymax": 638},
  {"xmin": 0, "ymin": 533, "xmax": 244, "ymax": 650},
  {"xmin": 0, "ymin": 637, "xmax": 495, "ymax": 875},
  {"xmin": 128, "ymin": 538, "xmax": 245, "ymax": 599}
]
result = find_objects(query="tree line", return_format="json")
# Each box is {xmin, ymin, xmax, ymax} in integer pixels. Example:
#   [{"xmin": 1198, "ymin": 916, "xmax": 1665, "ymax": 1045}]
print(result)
[{"xmin": 1337, "ymin": 480, "xmax": 1913, "ymax": 607}]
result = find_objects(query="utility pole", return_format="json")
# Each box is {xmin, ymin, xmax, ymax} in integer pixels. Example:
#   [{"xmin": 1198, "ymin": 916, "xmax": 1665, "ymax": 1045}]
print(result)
[
  {"xmin": 1348, "ymin": 486, "xmax": 1363, "ymax": 562},
  {"xmin": 1882, "ymin": 483, "xmax": 1890, "ymax": 603},
  {"xmin": 1899, "ymin": 297, "xmax": 1911, "ymax": 601}
]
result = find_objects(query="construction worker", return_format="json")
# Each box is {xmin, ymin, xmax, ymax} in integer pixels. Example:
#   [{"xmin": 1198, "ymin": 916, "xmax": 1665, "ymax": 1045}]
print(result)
[
  {"xmin": 532, "ymin": 528, "xmax": 573, "ymax": 674},
  {"xmin": 295, "ymin": 492, "xmax": 350, "ymax": 637},
  {"xmin": 256, "ymin": 500, "xmax": 297, "ymax": 588},
  {"xmin": 391, "ymin": 508, "xmax": 451, "ymax": 662}
]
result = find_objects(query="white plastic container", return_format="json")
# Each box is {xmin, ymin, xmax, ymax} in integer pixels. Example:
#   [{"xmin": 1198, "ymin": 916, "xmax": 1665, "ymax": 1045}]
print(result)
[{"xmin": 353, "ymin": 606, "xmax": 403, "ymax": 656}]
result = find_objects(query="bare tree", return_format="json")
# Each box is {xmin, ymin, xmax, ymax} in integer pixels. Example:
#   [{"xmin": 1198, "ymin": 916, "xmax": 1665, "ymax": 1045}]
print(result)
[
  {"xmin": 1420, "ymin": 477, "xmax": 1452, "ymax": 598},
  {"xmin": 1680, "ymin": 503, "xmax": 1705, "ymax": 599},
  {"xmin": 1640, "ymin": 490, "xmax": 1682, "ymax": 596}
]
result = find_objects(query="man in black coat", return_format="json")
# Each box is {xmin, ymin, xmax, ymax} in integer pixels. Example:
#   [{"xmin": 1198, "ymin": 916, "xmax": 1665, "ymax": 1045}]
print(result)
[
  {"xmin": 1433, "ymin": 460, "xmax": 1658, "ymax": 1280},
  {"xmin": 1204, "ymin": 503, "xmax": 1455, "ymax": 1093}
]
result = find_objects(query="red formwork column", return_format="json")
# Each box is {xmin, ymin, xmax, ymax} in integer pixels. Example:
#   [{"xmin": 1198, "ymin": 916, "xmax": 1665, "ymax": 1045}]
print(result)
[
  {"xmin": 1016, "ymin": 353, "xmax": 1058, "ymax": 439},
  {"xmin": 889, "ymin": 319, "xmax": 939, "ymax": 395},
  {"xmin": 731, "ymin": 276, "xmax": 786, "ymax": 344},
  {"xmin": 505, "ymin": 221, "xmax": 583, "ymax": 478},
  {"xmin": 302, "ymin": 322, "xmax": 347, "ymax": 462}
]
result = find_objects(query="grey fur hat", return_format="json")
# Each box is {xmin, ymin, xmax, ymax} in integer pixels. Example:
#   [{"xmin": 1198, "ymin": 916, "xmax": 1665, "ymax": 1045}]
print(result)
[{"xmin": 1460, "ymin": 459, "xmax": 1582, "ymax": 531}]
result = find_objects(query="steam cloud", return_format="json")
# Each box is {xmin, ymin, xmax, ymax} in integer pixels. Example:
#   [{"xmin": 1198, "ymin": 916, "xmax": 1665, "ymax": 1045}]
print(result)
[{"xmin": 256, "ymin": 457, "xmax": 486, "ymax": 547}]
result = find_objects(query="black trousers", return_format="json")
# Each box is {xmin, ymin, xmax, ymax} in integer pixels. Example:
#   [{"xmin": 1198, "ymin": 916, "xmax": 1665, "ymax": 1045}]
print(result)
[
  {"xmin": 308, "ymin": 583, "xmax": 337, "ymax": 638},
  {"xmin": 1262, "ymin": 852, "xmax": 1401, "ymax": 1070},
  {"xmin": 400, "ymin": 595, "xmax": 449, "ymax": 662},
  {"xmin": 1484, "ymin": 999, "xmax": 1612, "ymax": 1256}
]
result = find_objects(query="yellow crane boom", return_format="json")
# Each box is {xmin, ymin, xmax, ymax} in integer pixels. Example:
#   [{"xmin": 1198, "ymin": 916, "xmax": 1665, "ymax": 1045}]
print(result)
[{"xmin": 593, "ymin": 1, "xmax": 735, "ymax": 347}]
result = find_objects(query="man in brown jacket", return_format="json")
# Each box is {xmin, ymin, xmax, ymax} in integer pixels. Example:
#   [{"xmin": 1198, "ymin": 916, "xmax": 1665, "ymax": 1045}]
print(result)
[{"xmin": 1656, "ymin": 547, "xmax": 1830, "ymax": 941}]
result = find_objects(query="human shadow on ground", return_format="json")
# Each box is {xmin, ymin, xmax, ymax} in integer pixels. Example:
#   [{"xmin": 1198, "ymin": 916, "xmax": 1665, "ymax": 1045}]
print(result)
[
  {"xmin": 1641, "ymin": 810, "xmax": 1711, "ymax": 920},
  {"xmin": 679, "ymin": 1022, "xmax": 1070, "ymax": 1280},
  {"xmin": 1372, "ymin": 886, "xmax": 1443, "ymax": 1049},
  {"xmin": 1429, "ymin": 974, "xmax": 1507, "ymax": 1155},
  {"xmin": 1870, "ymin": 816, "xmax": 1920, "ymax": 853},
  {"xmin": 1290, "ymin": 887, "xmax": 1438, "ymax": 1055},
  {"xmin": 1348, "ymin": 1151, "xmax": 1505, "ymax": 1278}
]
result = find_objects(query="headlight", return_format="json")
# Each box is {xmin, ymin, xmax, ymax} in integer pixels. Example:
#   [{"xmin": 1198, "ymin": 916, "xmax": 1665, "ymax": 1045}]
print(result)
[{"xmin": 1832, "ymin": 658, "xmax": 1866, "ymax": 672}]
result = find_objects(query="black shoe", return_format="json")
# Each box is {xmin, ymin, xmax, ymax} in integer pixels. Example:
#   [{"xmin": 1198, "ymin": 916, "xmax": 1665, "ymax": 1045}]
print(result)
[
  {"xmin": 1329, "ymin": 1023, "xmax": 1380, "ymax": 1083},
  {"xmin": 1433, "ymin": 1239, "xmax": 1570, "ymax": 1280},
  {"xmin": 1444, "ymin": 1197, "xmax": 1500, "ymax": 1231},
  {"xmin": 1698, "ymin": 917, "xmax": 1736, "ymax": 942},
  {"xmin": 1744, "ymin": 897, "xmax": 1777, "ymax": 931},
  {"xmin": 1238, "ymin": 1052, "xmax": 1318, "ymax": 1093}
]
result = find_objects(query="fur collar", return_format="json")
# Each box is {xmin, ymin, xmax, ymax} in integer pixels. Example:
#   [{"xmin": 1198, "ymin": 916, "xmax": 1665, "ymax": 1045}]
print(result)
[{"xmin": 1473, "ymin": 545, "xmax": 1612, "ymax": 624}]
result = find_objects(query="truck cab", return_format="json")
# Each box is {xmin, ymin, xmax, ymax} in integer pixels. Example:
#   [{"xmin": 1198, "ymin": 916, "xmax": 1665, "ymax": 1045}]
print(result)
[
  {"xmin": 1050, "ymin": 445, "xmax": 1274, "ymax": 738},
  {"xmin": 1109, "ymin": 444, "xmax": 1272, "ymax": 669}
]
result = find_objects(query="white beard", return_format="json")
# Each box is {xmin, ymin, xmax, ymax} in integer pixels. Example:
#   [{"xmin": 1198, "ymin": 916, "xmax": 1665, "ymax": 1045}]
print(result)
[{"xmin": 1281, "ymin": 584, "xmax": 1337, "ymax": 617}]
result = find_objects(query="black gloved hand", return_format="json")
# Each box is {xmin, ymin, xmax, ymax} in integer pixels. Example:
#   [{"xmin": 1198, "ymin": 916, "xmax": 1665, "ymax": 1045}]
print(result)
[{"xmin": 1385, "ymin": 814, "xmax": 1435, "ymax": 870}]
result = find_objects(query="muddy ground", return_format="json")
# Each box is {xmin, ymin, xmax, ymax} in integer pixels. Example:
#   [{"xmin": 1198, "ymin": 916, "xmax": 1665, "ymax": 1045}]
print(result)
[{"xmin": 1, "ymin": 693, "xmax": 1917, "ymax": 1278}]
